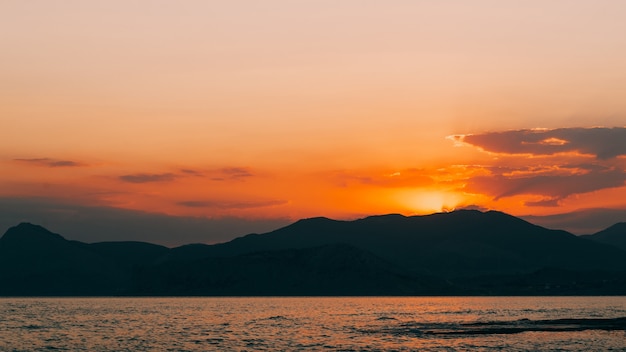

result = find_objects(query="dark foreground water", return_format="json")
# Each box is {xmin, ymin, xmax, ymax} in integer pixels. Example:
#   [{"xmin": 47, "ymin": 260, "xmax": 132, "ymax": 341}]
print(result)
[{"xmin": 1, "ymin": 297, "xmax": 625, "ymax": 351}]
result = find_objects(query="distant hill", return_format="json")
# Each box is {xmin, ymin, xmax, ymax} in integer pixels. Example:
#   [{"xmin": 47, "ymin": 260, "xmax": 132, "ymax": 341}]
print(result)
[
  {"xmin": 85, "ymin": 241, "xmax": 169, "ymax": 266},
  {"xmin": 522, "ymin": 208, "xmax": 626, "ymax": 235},
  {"xmin": 169, "ymin": 210, "xmax": 626, "ymax": 277},
  {"xmin": 582, "ymin": 223, "xmax": 626, "ymax": 252},
  {"xmin": 0, "ymin": 223, "xmax": 441, "ymax": 296},
  {"xmin": 1, "ymin": 211, "xmax": 626, "ymax": 296},
  {"xmin": 0, "ymin": 223, "xmax": 128, "ymax": 295},
  {"xmin": 133, "ymin": 244, "xmax": 447, "ymax": 296}
]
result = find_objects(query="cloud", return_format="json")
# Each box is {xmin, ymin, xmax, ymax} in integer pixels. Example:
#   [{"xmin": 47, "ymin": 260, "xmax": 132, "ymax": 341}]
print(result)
[
  {"xmin": 119, "ymin": 167, "xmax": 255, "ymax": 183},
  {"xmin": 453, "ymin": 127, "xmax": 626, "ymax": 159},
  {"xmin": 524, "ymin": 198, "xmax": 561, "ymax": 207},
  {"xmin": 332, "ymin": 169, "xmax": 434, "ymax": 188},
  {"xmin": 177, "ymin": 199, "xmax": 288, "ymax": 209},
  {"xmin": 464, "ymin": 168, "xmax": 626, "ymax": 204},
  {"xmin": 447, "ymin": 127, "xmax": 626, "ymax": 207},
  {"xmin": 221, "ymin": 167, "xmax": 253, "ymax": 178},
  {"xmin": 118, "ymin": 173, "xmax": 177, "ymax": 183},
  {"xmin": 522, "ymin": 208, "xmax": 626, "ymax": 235},
  {"xmin": 0, "ymin": 197, "xmax": 291, "ymax": 247},
  {"xmin": 180, "ymin": 169, "xmax": 203, "ymax": 176},
  {"xmin": 455, "ymin": 204, "xmax": 490, "ymax": 212},
  {"xmin": 14, "ymin": 158, "xmax": 86, "ymax": 167},
  {"xmin": 210, "ymin": 167, "xmax": 255, "ymax": 181}
]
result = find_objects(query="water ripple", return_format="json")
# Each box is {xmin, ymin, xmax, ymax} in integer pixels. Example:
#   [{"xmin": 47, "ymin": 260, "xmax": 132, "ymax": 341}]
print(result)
[{"xmin": 1, "ymin": 297, "xmax": 626, "ymax": 351}]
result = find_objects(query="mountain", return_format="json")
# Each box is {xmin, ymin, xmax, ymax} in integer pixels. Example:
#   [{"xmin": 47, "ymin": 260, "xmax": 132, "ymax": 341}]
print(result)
[
  {"xmin": 85, "ymin": 241, "xmax": 169, "ymax": 266},
  {"xmin": 0, "ymin": 223, "xmax": 440, "ymax": 296},
  {"xmin": 133, "ymin": 244, "xmax": 447, "ymax": 296},
  {"xmin": 2, "ymin": 211, "xmax": 626, "ymax": 296},
  {"xmin": 582, "ymin": 223, "xmax": 626, "ymax": 252},
  {"xmin": 0, "ymin": 223, "xmax": 128, "ymax": 295},
  {"xmin": 167, "ymin": 210, "xmax": 626, "ymax": 277}
]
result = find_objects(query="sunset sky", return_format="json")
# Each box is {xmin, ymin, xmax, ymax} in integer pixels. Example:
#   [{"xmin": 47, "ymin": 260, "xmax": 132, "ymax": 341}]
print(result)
[{"xmin": 2, "ymin": 1, "xmax": 626, "ymax": 245}]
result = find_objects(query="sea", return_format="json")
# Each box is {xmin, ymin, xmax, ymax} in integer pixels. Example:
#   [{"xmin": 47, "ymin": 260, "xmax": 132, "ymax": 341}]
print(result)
[{"xmin": 1, "ymin": 297, "xmax": 625, "ymax": 351}]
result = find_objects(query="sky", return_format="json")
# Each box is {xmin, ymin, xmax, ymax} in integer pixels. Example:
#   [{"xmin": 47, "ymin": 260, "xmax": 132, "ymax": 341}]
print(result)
[{"xmin": 1, "ymin": 1, "xmax": 626, "ymax": 245}]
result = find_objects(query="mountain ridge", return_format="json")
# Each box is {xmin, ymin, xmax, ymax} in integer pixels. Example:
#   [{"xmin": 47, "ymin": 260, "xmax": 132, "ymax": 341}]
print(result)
[
  {"xmin": 184, "ymin": 209, "xmax": 626, "ymax": 277},
  {"xmin": 582, "ymin": 222, "xmax": 626, "ymax": 252},
  {"xmin": 1, "ymin": 210, "xmax": 626, "ymax": 296}
]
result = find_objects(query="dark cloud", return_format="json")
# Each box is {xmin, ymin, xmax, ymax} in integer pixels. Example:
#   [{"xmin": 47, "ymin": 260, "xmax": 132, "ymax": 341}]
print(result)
[
  {"xmin": 119, "ymin": 167, "xmax": 255, "ymax": 183},
  {"xmin": 448, "ymin": 127, "xmax": 626, "ymax": 207},
  {"xmin": 561, "ymin": 163, "xmax": 611, "ymax": 172},
  {"xmin": 524, "ymin": 198, "xmax": 561, "ymax": 207},
  {"xmin": 0, "ymin": 197, "xmax": 290, "ymax": 247},
  {"xmin": 522, "ymin": 208, "xmax": 626, "ymax": 235},
  {"xmin": 180, "ymin": 169, "xmax": 203, "ymax": 176},
  {"xmin": 221, "ymin": 167, "xmax": 253, "ymax": 178},
  {"xmin": 177, "ymin": 199, "xmax": 288, "ymax": 209},
  {"xmin": 119, "ymin": 173, "xmax": 177, "ymax": 183},
  {"xmin": 210, "ymin": 167, "xmax": 255, "ymax": 182},
  {"xmin": 14, "ymin": 158, "xmax": 85, "ymax": 167},
  {"xmin": 464, "ymin": 168, "xmax": 626, "ymax": 203},
  {"xmin": 454, "ymin": 127, "xmax": 626, "ymax": 159},
  {"xmin": 455, "ymin": 204, "xmax": 490, "ymax": 212}
]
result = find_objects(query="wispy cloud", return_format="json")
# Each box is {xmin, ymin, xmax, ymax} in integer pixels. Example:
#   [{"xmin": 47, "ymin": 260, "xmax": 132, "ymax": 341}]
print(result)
[
  {"xmin": 524, "ymin": 198, "xmax": 561, "ymax": 207},
  {"xmin": 177, "ymin": 199, "xmax": 287, "ymax": 209},
  {"xmin": 452, "ymin": 127, "xmax": 626, "ymax": 159},
  {"xmin": 332, "ymin": 168, "xmax": 434, "ymax": 188},
  {"xmin": 456, "ymin": 204, "xmax": 490, "ymax": 212},
  {"xmin": 14, "ymin": 158, "xmax": 86, "ymax": 167},
  {"xmin": 180, "ymin": 169, "xmax": 203, "ymax": 176},
  {"xmin": 211, "ymin": 167, "xmax": 255, "ymax": 181},
  {"xmin": 447, "ymin": 127, "xmax": 626, "ymax": 207},
  {"xmin": 118, "ymin": 173, "xmax": 177, "ymax": 183},
  {"xmin": 222, "ymin": 167, "xmax": 253, "ymax": 178},
  {"xmin": 116, "ymin": 166, "xmax": 257, "ymax": 184},
  {"xmin": 461, "ymin": 165, "xmax": 626, "ymax": 206}
]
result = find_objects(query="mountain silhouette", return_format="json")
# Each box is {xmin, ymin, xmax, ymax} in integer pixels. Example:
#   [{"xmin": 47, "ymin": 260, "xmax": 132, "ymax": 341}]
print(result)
[
  {"xmin": 134, "ymin": 244, "xmax": 447, "ymax": 296},
  {"xmin": 581, "ymin": 222, "xmax": 626, "ymax": 252},
  {"xmin": 0, "ymin": 223, "xmax": 128, "ymax": 295},
  {"xmin": 86, "ymin": 241, "xmax": 169, "ymax": 266},
  {"xmin": 166, "ymin": 210, "xmax": 626, "ymax": 277},
  {"xmin": 1, "ymin": 211, "xmax": 626, "ymax": 296}
]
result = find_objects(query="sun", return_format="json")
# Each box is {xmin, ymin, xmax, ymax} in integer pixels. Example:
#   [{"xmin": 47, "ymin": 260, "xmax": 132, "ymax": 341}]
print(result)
[{"xmin": 396, "ymin": 189, "xmax": 461, "ymax": 214}]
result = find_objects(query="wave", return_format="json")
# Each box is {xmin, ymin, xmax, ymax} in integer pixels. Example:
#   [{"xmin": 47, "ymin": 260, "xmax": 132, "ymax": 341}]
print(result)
[{"xmin": 375, "ymin": 317, "xmax": 626, "ymax": 336}]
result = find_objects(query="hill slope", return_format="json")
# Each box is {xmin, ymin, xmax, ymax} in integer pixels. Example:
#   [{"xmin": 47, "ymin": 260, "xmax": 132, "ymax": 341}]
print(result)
[
  {"xmin": 0, "ymin": 223, "xmax": 128, "ymax": 295},
  {"xmin": 582, "ymin": 223, "xmax": 626, "ymax": 252},
  {"xmin": 2, "ymin": 211, "xmax": 626, "ymax": 296},
  {"xmin": 170, "ymin": 210, "xmax": 626, "ymax": 277},
  {"xmin": 0, "ymin": 223, "xmax": 440, "ymax": 295}
]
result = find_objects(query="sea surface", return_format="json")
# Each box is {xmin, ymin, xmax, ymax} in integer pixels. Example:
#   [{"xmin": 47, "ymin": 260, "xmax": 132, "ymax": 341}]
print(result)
[{"xmin": 1, "ymin": 296, "xmax": 625, "ymax": 351}]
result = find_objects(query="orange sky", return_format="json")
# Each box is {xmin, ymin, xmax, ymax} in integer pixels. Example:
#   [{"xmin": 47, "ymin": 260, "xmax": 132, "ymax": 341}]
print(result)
[{"xmin": 2, "ymin": 1, "xmax": 626, "ymax": 237}]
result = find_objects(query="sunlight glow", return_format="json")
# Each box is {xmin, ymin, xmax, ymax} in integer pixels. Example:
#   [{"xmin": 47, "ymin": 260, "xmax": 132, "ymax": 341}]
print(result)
[{"xmin": 396, "ymin": 190, "xmax": 462, "ymax": 214}]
